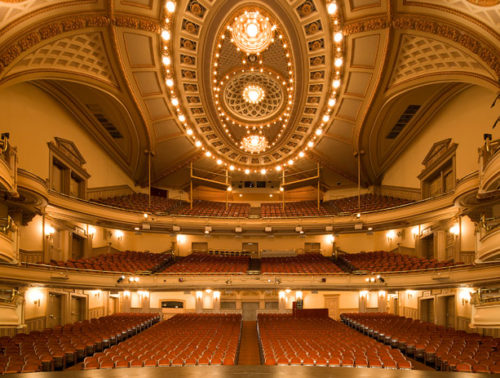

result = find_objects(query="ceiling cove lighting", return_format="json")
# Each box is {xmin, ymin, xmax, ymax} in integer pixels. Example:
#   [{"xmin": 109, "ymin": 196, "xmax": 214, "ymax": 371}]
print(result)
[{"xmin": 160, "ymin": 1, "xmax": 345, "ymax": 172}]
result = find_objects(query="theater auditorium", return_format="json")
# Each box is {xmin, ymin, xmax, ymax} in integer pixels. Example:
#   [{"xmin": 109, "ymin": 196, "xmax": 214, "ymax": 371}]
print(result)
[{"xmin": 0, "ymin": 0, "xmax": 498, "ymax": 377}]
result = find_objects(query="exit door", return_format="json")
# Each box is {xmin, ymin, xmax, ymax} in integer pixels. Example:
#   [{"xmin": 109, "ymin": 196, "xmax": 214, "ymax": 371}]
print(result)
[
  {"xmin": 70, "ymin": 296, "xmax": 85, "ymax": 323},
  {"xmin": 47, "ymin": 293, "xmax": 63, "ymax": 328},
  {"xmin": 241, "ymin": 302, "xmax": 259, "ymax": 321}
]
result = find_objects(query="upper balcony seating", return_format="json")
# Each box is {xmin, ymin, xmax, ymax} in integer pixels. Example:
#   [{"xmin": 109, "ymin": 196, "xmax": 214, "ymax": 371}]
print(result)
[
  {"xmin": 260, "ymin": 201, "xmax": 328, "ymax": 218},
  {"xmin": 258, "ymin": 314, "xmax": 412, "ymax": 369},
  {"xmin": 342, "ymin": 250, "xmax": 463, "ymax": 272},
  {"xmin": 92, "ymin": 193, "xmax": 185, "ymax": 214},
  {"xmin": 176, "ymin": 200, "xmax": 250, "ymax": 217},
  {"xmin": 162, "ymin": 253, "xmax": 249, "ymax": 273},
  {"xmin": 83, "ymin": 314, "xmax": 242, "ymax": 369},
  {"xmin": 260, "ymin": 253, "xmax": 343, "ymax": 274},
  {"xmin": 0, "ymin": 313, "xmax": 158, "ymax": 374},
  {"xmin": 341, "ymin": 313, "xmax": 500, "ymax": 374},
  {"xmin": 324, "ymin": 194, "xmax": 414, "ymax": 214},
  {"xmin": 48, "ymin": 251, "xmax": 171, "ymax": 273}
]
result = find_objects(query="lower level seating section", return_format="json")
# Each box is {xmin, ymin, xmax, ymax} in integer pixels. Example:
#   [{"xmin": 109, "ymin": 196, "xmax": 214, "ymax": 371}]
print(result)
[
  {"xmin": 162, "ymin": 253, "xmax": 249, "ymax": 273},
  {"xmin": 342, "ymin": 250, "xmax": 462, "ymax": 272},
  {"xmin": 84, "ymin": 314, "xmax": 241, "ymax": 369},
  {"xmin": 258, "ymin": 314, "xmax": 412, "ymax": 369},
  {"xmin": 260, "ymin": 254, "xmax": 343, "ymax": 274},
  {"xmin": 0, "ymin": 313, "xmax": 158, "ymax": 374},
  {"xmin": 177, "ymin": 200, "xmax": 250, "ymax": 217},
  {"xmin": 341, "ymin": 313, "xmax": 500, "ymax": 374},
  {"xmin": 49, "ymin": 251, "xmax": 172, "ymax": 272},
  {"xmin": 323, "ymin": 194, "xmax": 414, "ymax": 214},
  {"xmin": 93, "ymin": 193, "xmax": 185, "ymax": 213},
  {"xmin": 260, "ymin": 201, "xmax": 328, "ymax": 217}
]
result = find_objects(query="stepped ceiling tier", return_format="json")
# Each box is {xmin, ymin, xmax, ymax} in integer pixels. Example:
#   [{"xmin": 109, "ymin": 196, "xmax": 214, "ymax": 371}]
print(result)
[{"xmin": 0, "ymin": 0, "xmax": 498, "ymax": 189}]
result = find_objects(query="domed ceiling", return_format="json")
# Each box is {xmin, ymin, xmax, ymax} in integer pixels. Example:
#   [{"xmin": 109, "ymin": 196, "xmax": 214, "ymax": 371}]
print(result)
[
  {"xmin": 161, "ymin": 0, "xmax": 344, "ymax": 172},
  {"xmin": 0, "ymin": 0, "xmax": 498, "ymax": 189}
]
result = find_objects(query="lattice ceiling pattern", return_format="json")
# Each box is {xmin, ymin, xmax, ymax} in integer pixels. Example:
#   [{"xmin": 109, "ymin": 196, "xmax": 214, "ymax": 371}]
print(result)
[
  {"xmin": 0, "ymin": 0, "xmax": 73, "ymax": 30},
  {"xmin": 223, "ymin": 72, "xmax": 284, "ymax": 123},
  {"xmin": 10, "ymin": 32, "xmax": 115, "ymax": 84},
  {"xmin": 390, "ymin": 34, "xmax": 491, "ymax": 85}
]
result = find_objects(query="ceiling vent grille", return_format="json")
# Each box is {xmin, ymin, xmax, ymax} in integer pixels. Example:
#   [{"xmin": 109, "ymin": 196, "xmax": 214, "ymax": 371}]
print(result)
[{"xmin": 386, "ymin": 104, "xmax": 421, "ymax": 139}]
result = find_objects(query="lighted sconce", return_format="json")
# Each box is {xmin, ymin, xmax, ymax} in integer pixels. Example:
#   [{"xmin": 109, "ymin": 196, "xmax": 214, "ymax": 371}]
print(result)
[
  {"xmin": 459, "ymin": 288, "xmax": 474, "ymax": 305},
  {"xmin": 87, "ymin": 226, "xmax": 96, "ymax": 239},
  {"xmin": 296, "ymin": 291, "xmax": 303, "ymax": 300},
  {"xmin": 44, "ymin": 225, "xmax": 55, "ymax": 238},
  {"xmin": 411, "ymin": 226, "xmax": 420, "ymax": 240},
  {"xmin": 123, "ymin": 290, "xmax": 130, "ymax": 297},
  {"xmin": 279, "ymin": 290, "xmax": 286, "ymax": 299},
  {"xmin": 213, "ymin": 291, "xmax": 220, "ymax": 300},
  {"xmin": 359, "ymin": 290, "xmax": 368, "ymax": 299},
  {"xmin": 138, "ymin": 290, "xmax": 149, "ymax": 298},
  {"xmin": 128, "ymin": 276, "xmax": 139, "ymax": 283},
  {"xmin": 143, "ymin": 213, "xmax": 149, "ymax": 219},
  {"xmin": 449, "ymin": 224, "xmax": 460, "ymax": 237},
  {"xmin": 285, "ymin": 289, "xmax": 291, "ymax": 294},
  {"xmin": 115, "ymin": 230, "xmax": 124, "ymax": 240},
  {"xmin": 406, "ymin": 290, "xmax": 416, "ymax": 299},
  {"xmin": 205, "ymin": 289, "xmax": 212, "ymax": 294},
  {"xmin": 196, "ymin": 291, "xmax": 203, "ymax": 300},
  {"xmin": 386, "ymin": 230, "xmax": 396, "ymax": 242},
  {"xmin": 327, "ymin": 234, "xmax": 335, "ymax": 244},
  {"xmin": 378, "ymin": 290, "xmax": 386, "ymax": 298},
  {"xmin": 176, "ymin": 234, "xmax": 186, "ymax": 244},
  {"xmin": 27, "ymin": 288, "xmax": 43, "ymax": 307}
]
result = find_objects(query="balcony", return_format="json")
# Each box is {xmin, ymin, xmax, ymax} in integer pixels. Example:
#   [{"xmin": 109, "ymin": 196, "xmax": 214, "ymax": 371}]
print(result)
[{"xmin": 0, "ymin": 141, "xmax": 18, "ymax": 196}]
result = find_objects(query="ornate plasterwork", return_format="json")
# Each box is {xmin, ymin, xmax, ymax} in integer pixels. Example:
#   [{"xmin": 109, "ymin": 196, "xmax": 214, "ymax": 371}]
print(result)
[
  {"xmin": 0, "ymin": 14, "xmax": 160, "ymax": 76},
  {"xmin": 7, "ymin": 32, "xmax": 116, "ymax": 84},
  {"xmin": 229, "ymin": 11, "xmax": 274, "ymax": 54},
  {"xmin": 390, "ymin": 34, "xmax": 493, "ymax": 85},
  {"xmin": 222, "ymin": 71, "xmax": 284, "ymax": 123}
]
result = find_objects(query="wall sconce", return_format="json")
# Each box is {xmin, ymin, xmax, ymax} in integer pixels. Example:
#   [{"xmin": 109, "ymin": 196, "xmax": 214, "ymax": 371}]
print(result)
[
  {"xmin": 449, "ymin": 224, "xmax": 460, "ymax": 238},
  {"xmin": 386, "ymin": 230, "xmax": 396, "ymax": 243},
  {"xmin": 44, "ymin": 225, "xmax": 55, "ymax": 238},
  {"xmin": 411, "ymin": 226, "xmax": 420, "ymax": 240},
  {"xmin": 195, "ymin": 291, "xmax": 203, "ymax": 300},
  {"xmin": 359, "ymin": 290, "xmax": 369, "ymax": 299},
  {"xmin": 378, "ymin": 290, "xmax": 386, "ymax": 298},
  {"xmin": 326, "ymin": 234, "xmax": 335, "ymax": 244},
  {"xmin": 176, "ymin": 234, "xmax": 186, "ymax": 243},
  {"xmin": 87, "ymin": 226, "xmax": 96, "ymax": 239},
  {"xmin": 27, "ymin": 288, "xmax": 43, "ymax": 307},
  {"xmin": 205, "ymin": 289, "xmax": 212, "ymax": 294},
  {"xmin": 296, "ymin": 290, "xmax": 303, "ymax": 300},
  {"xmin": 122, "ymin": 290, "xmax": 130, "ymax": 298},
  {"xmin": 115, "ymin": 230, "xmax": 124, "ymax": 240},
  {"xmin": 285, "ymin": 289, "xmax": 291, "ymax": 294},
  {"xmin": 213, "ymin": 291, "xmax": 220, "ymax": 300},
  {"xmin": 406, "ymin": 290, "xmax": 416, "ymax": 299},
  {"xmin": 459, "ymin": 288, "xmax": 474, "ymax": 305},
  {"xmin": 279, "ymin": 290, "xmax": 286, "ymax": 299}
]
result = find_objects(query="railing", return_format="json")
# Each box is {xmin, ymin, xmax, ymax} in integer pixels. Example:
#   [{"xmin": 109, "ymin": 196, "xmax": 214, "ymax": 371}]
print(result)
[{"xmin": 478, "ymin": 138, "xmax": 500, "ymax": 194}]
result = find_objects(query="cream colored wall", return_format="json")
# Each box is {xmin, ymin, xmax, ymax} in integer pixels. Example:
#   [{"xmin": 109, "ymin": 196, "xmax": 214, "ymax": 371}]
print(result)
[
  {"xmin": 86, "ymin": 290, "xmax": 105, "ymax": 309},
  {"xmin": 460, "ymin": 216, "xmax": 475, "ymax": 251},
  {"xmin": 19, "ymin": 215, "xmax": 43, "ymax": 251},
  {"xmin": 383, "ymin": 86, "xmax": 500, "ymax": 188},
  {"xmin": 336, "ymin": 231, "xmax": 392, "ymax": 253},
  {"xmin": 0, "ymin": 83, "xmax": 137, "ymax": 189},
  {"xmin": 24, "ymin": 287, "xmax": 48, "ymax": 320}
]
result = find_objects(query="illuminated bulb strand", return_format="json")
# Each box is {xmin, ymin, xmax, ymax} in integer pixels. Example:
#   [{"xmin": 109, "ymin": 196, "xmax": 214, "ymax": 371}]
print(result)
[{"xmin": 159, "ymin": 1, "xmax": 344, "ymax": 172}]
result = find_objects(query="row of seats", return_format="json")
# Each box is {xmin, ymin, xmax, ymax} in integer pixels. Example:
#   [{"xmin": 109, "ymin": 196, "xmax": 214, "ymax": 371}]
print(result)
[
  {"xmin": 82, "ymin": 314, "xmax": 241, "ymax": 369},
  {"xmin": 47, "ymin": 251, "xmax": 172, "ymax": 273},
  {"xmin": 260, "ymin": 201, "xmax": 329, "ymax": 218},
  {"xmin": 93, "ymin": 194, "xmax": 412, "ymax": 217},
  {"xmin": 257, "ymin": 314, "xmax": 412, "ymax": 369},
  {"xmin": 0, "ymin": 313, "xmax": 159, "ymax": 374},
  {"xmin": 93, "ymin": 193, "xmax": 184, "ymax": 214},
  {"xmin": 261, "ymin": 254, "xmax": 343, "ymax": 274},
  {"xmin": 341, "ymin": 313, "xmax": 500, "ymax": 374},
  {"xmin": 324, "ymin": 194, "xmax": 414, "ymax": 214},
  {"xmin": 342, "ymin": 251, "xmax": 462, "ymax": 272},
  {"xmin": 179, "ymin": 201, "xmax": 250, "ymax": 217},
  {"xmin": 162, "ymin": 253, "xmax": 250, "ymax": 273}
]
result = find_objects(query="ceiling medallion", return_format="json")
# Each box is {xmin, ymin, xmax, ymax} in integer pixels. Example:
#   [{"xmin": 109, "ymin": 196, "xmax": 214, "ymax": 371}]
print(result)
[
  {"xmin": 241, "ymin": 134, "xmax": 268, "ymax": 153},
  {"xmin": 229, "ymin": 11, "xmax": 275, "ymax": 54},
  {"xmin": 242, "ymin": 84, "xmax": 265, "ymax": 104}
]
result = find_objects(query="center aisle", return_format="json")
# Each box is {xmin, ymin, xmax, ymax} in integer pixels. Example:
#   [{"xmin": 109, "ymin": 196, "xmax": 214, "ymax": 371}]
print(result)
[{"xmin": 237, "ymin": 321, "xmax": 261, "ymax": 365}]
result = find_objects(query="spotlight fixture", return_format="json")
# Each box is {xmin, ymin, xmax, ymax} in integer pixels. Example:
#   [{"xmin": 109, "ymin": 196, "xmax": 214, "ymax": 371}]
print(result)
[{"xmin": 116, "ymin": 275, "xmax": 125, "ymax": 283}]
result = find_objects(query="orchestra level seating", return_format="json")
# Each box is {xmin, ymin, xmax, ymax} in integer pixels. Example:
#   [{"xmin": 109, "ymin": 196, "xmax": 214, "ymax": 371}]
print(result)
[
  {"xmin": 83, "ymin": 314, "xmax": 242, "ymax": 369},
  {"xmin": 258, "ymin": 314, "xmax": 412, "ymax": 369},
  {"xmin": 341, "ymin": 251, "xmax": 463, "ymax": 272},
  {"xmin": 0, "ymin": 314, "xmax": 159, "ymax": 374},
  {"xmin": 341, "ymin": 313, "xmax": 500, "ymax": 374}
]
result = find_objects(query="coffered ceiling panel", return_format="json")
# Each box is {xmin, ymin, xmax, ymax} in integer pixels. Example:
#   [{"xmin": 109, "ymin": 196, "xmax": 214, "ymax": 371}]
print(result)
[
  {"xmin": 133, "ymin": 71, "xmax": 162, "ymax": 96},
  {"xmin": 351, "ymin": 35, "xmax": 380, "ymax": 68},
  {"xmin": 144, "ymin": 98, "xmax": 170, "ymax": 121},
  {"xmin": 345, "ymin": 72, "xmax": 372, "ymax": 97},
  {"xmin": 154, "ymin": 119, "xmax": 180, "ymax": 139},
  {"xmin": 124, "ymin": 33, "xmax": 155, "ymax": 67}
]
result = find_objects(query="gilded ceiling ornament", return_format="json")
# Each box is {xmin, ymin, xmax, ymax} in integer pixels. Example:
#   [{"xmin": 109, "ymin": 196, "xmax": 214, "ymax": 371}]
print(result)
[{"xmin": 241, "ymin": 135, "xmax": 268, "ymax": 153}]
